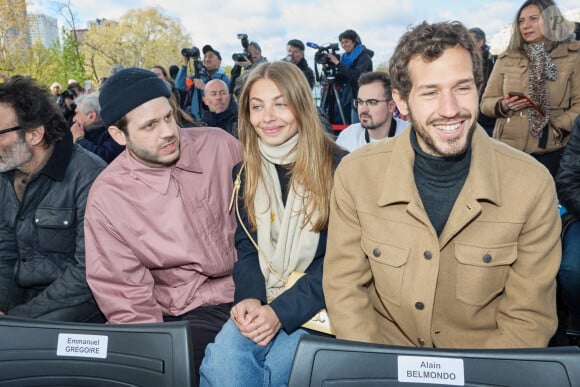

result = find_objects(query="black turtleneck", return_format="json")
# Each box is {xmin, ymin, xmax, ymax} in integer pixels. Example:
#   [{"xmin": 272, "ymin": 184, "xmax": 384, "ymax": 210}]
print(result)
[{"xmin": 410, "ymin": 129, "xmax": 471, "ymax": 236}]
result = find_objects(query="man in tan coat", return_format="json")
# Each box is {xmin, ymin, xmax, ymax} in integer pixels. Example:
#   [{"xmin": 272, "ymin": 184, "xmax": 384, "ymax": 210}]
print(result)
[{"xmin": 323, "ymin": 21, "xmax": 561, "ymax": 349}]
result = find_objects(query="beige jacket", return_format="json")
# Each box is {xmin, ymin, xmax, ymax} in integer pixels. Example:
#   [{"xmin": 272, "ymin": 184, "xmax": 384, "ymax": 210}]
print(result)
[
  {"xmin": 323, "ymin": 126, "xmax": 560, "ymax": 349},
  {"xmin": 480, "ymin": 40, "xmax": 580, "ymax": 154}
]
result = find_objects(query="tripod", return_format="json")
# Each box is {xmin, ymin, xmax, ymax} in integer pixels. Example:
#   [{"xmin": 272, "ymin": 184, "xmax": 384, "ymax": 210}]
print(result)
[{"xmin": 320, "ymin": 76, "xmax": 347, "ymax": 124}]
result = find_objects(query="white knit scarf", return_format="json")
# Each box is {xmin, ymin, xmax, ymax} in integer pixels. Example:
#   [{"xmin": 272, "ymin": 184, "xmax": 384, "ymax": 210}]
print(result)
[{"xmin": 255, "ymin": 134, "xmax": 320, "ymax": 299}]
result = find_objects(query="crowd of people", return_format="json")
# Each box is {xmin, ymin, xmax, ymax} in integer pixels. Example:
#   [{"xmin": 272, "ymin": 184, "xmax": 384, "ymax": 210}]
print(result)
[{"xmin": 0, "ymin": 0, "xmax": 579, "ymax": 385}]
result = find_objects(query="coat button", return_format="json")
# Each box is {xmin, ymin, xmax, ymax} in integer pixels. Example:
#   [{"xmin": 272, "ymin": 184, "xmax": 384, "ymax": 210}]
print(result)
[
  {"xmin": 415, "ymin": 302, "xmax": 424, "ymax": 310},
  {"xmin": 418, "ymin": 338, "xmax": 425, "ymax": 346},
  {"xmin": 63, "ymin": 220, "xmax": 69, "ymax": 226},
  {"xmin": 423, "ymin": 251, "xmax": 432, "ymax": 260},
  {"xmin": 373, "ymin": 248, "xmax": 381, "ymax": 257},
  {"xmin": 21, "ymin": 257, "xmax": 28, "ymax": 262},
  {"xmin": 483, "ymin": 253, "xmax": 492, "ymax": 263},
  {"xmin": 35, "ymin": 218, "xmax": 40, "ymax": 223}
]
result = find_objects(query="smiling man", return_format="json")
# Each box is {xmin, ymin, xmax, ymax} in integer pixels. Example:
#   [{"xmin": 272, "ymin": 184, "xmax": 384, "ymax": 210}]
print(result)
[
  {"xmin": 83, "ymin": 67, "xmax": 242, "ymax": 380},
  {"xmin": 323, "ymin": 21, "xmax": 561, "ymax": 349}
]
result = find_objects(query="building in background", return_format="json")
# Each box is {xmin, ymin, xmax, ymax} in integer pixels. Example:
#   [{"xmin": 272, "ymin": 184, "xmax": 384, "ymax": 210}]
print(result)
[{"xmin": 28, "ymin": 13, "xmax": 59, "ymax": 48}]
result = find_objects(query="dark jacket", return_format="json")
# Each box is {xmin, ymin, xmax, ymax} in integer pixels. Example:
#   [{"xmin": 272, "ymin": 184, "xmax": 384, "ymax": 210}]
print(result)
[
  {"xmin": 296, "ymin": 57, "xmax": 315, "ymax": 89},
  {"xmin": 232, "ymin": 147, "xmax": 347, "ymax": 333},
  {"xmin": 76, "ymin": 120, "xmax": 125, "ymax": 163},
  {"xmin": 335, "ymin": 45, "xmax": 374, "ymax": 99},
  {"xmin": 200, "ymin": 99, "xmax": 239, "ymax": 137},
  {"xmin": 556, "ymin": 114, "xmax": 580, "ymax": 218},
  {"xmin": 477, "ymin": 46, "xmax": 497, "ymax": 131},
  {"xmin": 0, "ymin": 131, "xmax": 106, "ymax": 320}
]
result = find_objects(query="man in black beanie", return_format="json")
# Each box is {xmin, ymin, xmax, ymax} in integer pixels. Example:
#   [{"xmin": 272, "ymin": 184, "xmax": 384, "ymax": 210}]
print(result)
[{"xmin": 84, "ymin": 67, "xmax": 242, "ymax": 381}]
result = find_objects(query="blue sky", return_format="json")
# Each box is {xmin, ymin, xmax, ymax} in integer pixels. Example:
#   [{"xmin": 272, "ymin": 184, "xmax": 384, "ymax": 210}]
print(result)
[{"xmin": 31, "ymin": 0, "xmax": 579, "ymax": 67}]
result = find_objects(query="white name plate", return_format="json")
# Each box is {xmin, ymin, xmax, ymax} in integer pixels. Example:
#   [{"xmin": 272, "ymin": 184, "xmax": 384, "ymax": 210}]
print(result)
[
  {"xmin": 56, "ymin": 333, "xmax": 108, "ymax": 359},
  {"xmin": 398, "ymin": 355, "xmax": 465, "ymax": 385}
]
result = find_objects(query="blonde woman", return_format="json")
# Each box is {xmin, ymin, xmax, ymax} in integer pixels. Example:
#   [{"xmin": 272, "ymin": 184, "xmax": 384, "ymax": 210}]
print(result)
[
  {"xmin": 199, "ymin": 61, "xmax": 346, "ymax": 386},
  {"xmin": 481, "ymin": 0, "xmax": 579, "ymax": 176}
]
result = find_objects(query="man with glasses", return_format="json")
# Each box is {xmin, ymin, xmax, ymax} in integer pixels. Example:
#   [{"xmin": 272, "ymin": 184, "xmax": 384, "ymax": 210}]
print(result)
[
  {"xmin": 201, "ymin": 79, "xmax": 238, "ymax": 137},
  {"xmin": 336, "ymin": 71, "xmax": 408, "ymax": 152},
  {"xmin": 0, "ymin": 76, "xmax": 106, "ymax": 322}
]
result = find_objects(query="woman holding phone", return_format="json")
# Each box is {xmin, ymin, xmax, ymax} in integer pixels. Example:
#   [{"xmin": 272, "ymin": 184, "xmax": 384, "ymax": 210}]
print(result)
[{"xmin": 481, "ymin": 0, "xmax": 579, "ymax": 176}]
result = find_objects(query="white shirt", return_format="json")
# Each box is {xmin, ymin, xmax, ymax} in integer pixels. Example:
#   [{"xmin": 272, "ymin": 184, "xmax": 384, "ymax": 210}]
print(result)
[{"xmin": 335, "ymin": 117, "xmax": 409, "ymax": 152}]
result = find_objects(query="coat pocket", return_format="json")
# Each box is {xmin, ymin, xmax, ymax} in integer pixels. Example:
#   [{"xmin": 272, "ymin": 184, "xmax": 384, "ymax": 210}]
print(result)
[
  {"xmin": 34, "ymin": 207, "xmax": 76, "ymax": 253},
  {"xmin": 362, "ymin": 235, "xmax": 409, "ymax": 306},
  {"xmin": 454, "ymin": 242, "xmax": 517, "ymax": 306}
]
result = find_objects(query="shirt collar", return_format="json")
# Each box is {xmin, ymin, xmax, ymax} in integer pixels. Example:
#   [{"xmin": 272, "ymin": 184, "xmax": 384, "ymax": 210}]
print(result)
[
  {"xmin": 378, "ymin": 126, "xmax": 501, "ymax": 206},
  {"xmin": 40, "ymin": 129, "xmax": 73, "ymax": 181},
  {"xmin": 127, "ymin": 128, "xmax": 203, "ymax": 194}
]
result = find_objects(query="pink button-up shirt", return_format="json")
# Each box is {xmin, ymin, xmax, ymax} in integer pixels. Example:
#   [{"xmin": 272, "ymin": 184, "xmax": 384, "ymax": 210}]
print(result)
[{"xmin": 85, "ymin": 127, "xmax": 242, "ymax": 323}]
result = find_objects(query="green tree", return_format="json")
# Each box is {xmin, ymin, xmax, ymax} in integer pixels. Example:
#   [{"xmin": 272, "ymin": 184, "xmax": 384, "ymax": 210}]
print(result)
[
  {"xmin": 60, "ymin": 28, "xmax": 89, "ymax": 83},
  {"xmin": 81, "ymin": 8, "xmax": 191, "ymax": 81}
]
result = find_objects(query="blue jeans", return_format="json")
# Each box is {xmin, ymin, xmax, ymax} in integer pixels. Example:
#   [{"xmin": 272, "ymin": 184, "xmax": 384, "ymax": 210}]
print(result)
[
  {"xmin": 559, "ymin": 221, "xmax": 580, "ymax": 327},
  {"xmin": 199, "ymin": 319, "xmax": 308, "ymax": 387}
]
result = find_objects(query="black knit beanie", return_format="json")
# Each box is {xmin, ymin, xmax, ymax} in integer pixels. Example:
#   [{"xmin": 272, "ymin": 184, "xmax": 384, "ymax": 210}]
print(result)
[{"xmin": 99, "ymin": 67, "xmax": 171, "ymax": 126}]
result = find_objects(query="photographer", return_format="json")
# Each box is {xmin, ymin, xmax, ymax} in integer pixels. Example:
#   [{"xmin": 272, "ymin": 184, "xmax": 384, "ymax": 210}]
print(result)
[
  {"xmin": 325, "ymin": 29, "xmax": 373, "ymax": 125},
  {"xmin": 175, "ymin": 44, "xmax": 230, "ymax": 120},
  {"xmin": 231, "ymin": 39, "xmax": 267, "ymax": 99},
  {"xmin": 286, "ymin": 39, "xmax": 315, "ymax": 89}
]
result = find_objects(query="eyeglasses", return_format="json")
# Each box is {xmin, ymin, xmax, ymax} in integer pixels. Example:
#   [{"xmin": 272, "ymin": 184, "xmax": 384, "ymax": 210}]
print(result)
[
  {"xmin": 0, "ymin": 126, "xmax": 23, "ymax": 135},
  {"xmin": 353, "ymin": 98, "xmax": 389, "ymax": 109}
]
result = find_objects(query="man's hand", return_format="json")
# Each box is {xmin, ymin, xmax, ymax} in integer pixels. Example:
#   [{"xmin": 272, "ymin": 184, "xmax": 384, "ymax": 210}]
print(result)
[
  {"xmin": 182, "ymin": 55, "xmax": 191, "ymax": 66},
  {"xmin": 70, "ymin": 121, "xmax": 86, "ymax": 142},
  {"xmin": 193, "ymin": 78, "xmax": 206, "ymax": 91}
]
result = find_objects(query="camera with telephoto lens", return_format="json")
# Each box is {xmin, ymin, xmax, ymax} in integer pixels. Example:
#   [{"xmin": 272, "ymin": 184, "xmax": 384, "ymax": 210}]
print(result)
[
  {"xmin": 314, "ymin": 43, "xmax": 340, "ymax": 65},
  {"xmin": 232, "ymin": 33, "xmax": 251, "ymax": 62},
  {"xmin": 180, "ymin": 46, "xmax": 204, "ymax": 78},
  {"xmin": 181, "ymin": 46, "xmax": 200, "ymax": 59}
]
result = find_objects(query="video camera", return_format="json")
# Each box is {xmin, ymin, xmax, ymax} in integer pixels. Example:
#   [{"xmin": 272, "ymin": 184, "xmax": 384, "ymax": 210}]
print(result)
[
  {"xmin": 307, "ymin": 42, "xmax": 341, "ymax": 81},
  {"xmin": 180, "ymin": 45, "xmax": 204, "ymax": 79},
  {"xmin": 232, "ymin": 33, "xmax": 250, "ymax": 62},
  {"xmin": 313, "ymin": 43, "xmax": 340, "ymax": 66}
]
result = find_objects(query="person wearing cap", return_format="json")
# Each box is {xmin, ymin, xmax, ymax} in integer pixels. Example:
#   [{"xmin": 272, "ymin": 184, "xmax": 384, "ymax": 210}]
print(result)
[
  {"xmin": 286, "ymin": 39, "xmax": 315, "ymax": 89},
  {"xmin": 84, "ymin": 67, "xmax": 241, "ymax": 381},
  {"xmin": 0, "ymin": 76, "xmax": 106, "ymax": 322},
  {"xmin": 175, "ymin": 44, "xmax": 230, "ymax": 121}
]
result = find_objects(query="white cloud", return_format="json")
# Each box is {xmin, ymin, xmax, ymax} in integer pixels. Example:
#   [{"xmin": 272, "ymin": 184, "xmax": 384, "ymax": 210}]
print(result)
[{"xmin": 30, "ymin": 0, "xmax": 580, "ymax": 68}]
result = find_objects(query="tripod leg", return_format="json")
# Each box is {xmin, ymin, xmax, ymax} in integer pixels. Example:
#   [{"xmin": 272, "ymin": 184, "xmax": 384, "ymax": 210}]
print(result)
[{"xmin": 332, "ymin": 84, "xmax": 347, "ymax": 125}]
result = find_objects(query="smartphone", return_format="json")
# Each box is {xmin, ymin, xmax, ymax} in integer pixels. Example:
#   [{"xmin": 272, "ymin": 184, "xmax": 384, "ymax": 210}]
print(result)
[{"xmin": 508, "ymin": 92, "xmax": 545, "ymax": 116}]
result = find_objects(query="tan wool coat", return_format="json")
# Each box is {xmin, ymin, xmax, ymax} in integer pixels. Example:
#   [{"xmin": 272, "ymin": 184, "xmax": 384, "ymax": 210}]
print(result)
[
  {"xmin": 323, "ymin": 126, "xmax": 561, "ymax": 349},
  {"xmin": 480, "ymin": 40, "xmax": 580, "ymax": 155}
]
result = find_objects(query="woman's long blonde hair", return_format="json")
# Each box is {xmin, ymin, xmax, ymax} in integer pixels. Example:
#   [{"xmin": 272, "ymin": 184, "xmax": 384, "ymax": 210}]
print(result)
[{"xmin": 237, "ymin": 61, "xmax": 338, "ymax": 232}]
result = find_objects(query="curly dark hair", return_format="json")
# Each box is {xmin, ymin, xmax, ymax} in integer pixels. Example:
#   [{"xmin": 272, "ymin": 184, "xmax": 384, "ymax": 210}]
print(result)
[
  {"xmin": 0, "ymin": 76, "xmax": 67, "ymax": 147},
  {"xmin": 389, "ymin": 21, "xmax": 483, "ymax": 102}
]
